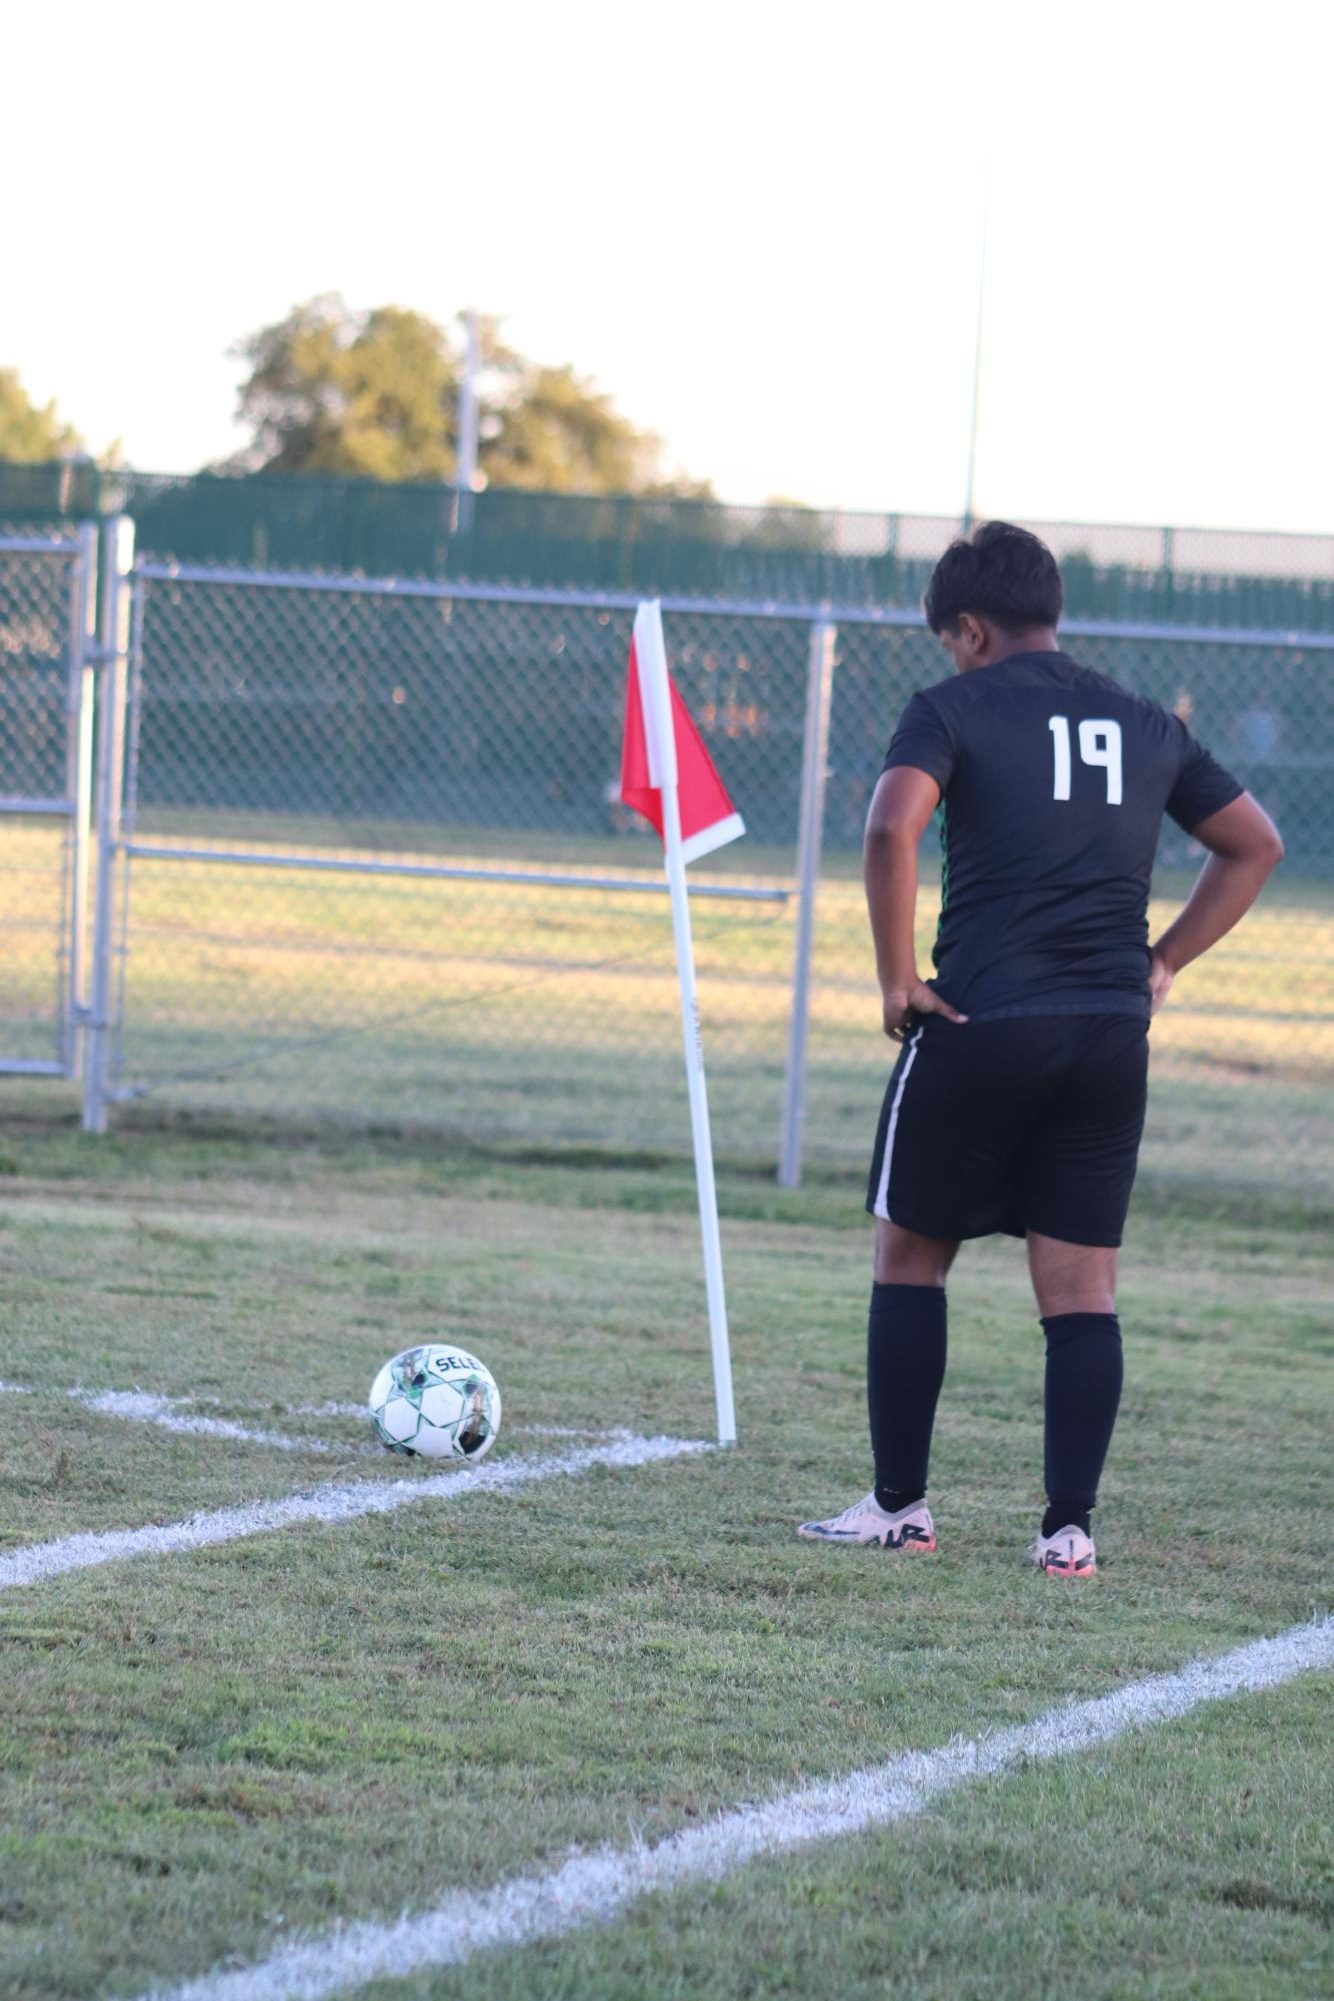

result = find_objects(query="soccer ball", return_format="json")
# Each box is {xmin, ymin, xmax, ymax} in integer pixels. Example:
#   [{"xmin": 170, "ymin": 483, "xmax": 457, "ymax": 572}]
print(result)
[{"xmin": 368, "ymin": 1344, "xmax": 502, "ymax": 1462}]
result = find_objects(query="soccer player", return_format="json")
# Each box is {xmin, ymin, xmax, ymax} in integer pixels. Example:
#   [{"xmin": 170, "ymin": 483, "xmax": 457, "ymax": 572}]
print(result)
[{"xmin": 799, "ymin": 522, "xmax": 1283, "ymax": 1577}]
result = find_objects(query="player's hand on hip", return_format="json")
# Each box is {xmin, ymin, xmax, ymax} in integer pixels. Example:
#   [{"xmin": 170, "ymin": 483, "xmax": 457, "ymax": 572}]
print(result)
[
  {"xmin": 882, "ymin": 981, "xmax": 968, "ymax": 1043},
  {"xmin": 1147, "ymin": 949, "xmax": 1174, "ymax": 1016}
]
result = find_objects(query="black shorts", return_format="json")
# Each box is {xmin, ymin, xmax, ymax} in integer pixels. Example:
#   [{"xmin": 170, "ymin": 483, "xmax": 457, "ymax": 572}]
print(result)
[{"xmin": 866, "ymin": 1013, "xmax": 1149, "ymax": 1247}]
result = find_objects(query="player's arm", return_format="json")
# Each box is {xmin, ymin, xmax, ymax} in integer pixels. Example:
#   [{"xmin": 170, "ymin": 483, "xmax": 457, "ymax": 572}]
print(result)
[
  {"xmin": 864, "ymin": 766, "xmax": 968, "ymax": 1042},
  {"xmin": 1147, "ymin": 792, "xmax": 1284, "ymax": 1013}
]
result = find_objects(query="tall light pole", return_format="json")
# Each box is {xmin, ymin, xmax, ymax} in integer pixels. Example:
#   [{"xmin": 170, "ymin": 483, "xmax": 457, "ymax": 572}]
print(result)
[
  {"xmin": 963, "ymin": 162, "xmax": 991, "ymax": 532},
  {"xmin": 454, "ymin": 306, "xmax": 481, "ymax": 534}
]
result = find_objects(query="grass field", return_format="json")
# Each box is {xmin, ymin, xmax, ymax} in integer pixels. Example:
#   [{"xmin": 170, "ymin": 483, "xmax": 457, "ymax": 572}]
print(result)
[{"xmin": 0, "ymin": 1114, "xmax": 1330, "ymax": 1999}]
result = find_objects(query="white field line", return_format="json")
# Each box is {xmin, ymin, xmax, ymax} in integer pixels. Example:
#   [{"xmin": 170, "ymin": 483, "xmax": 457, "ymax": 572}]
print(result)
[
  {"xmin": 512, "ymin": 1423, "xmax": 636, "ymax": 1440},
  {"xmin": 136, "ymin": 1616, "xmax": 1334, "ymax": 2001},
  {"xmin": 80, "ymin": 1390, "xmax": 345, "ymax": 1453},
  {"xmin": 0, "ymin": 1380, "xmax": 346, "ymax": 1454},
  {"xmin": 284, "ymin": 1404, "xmax": 626, "ymax": 1442},
  {"xmin": 0, "ymin": 1434, "xmax": 710, "ymax": 1595},
  {"xmin": 3, "ymin": 1379, "xmax": 639, "ymax": 1455},
  {"xmin": 285, "ymin": 1405, "xmax": 621, "ymax": 1441}
]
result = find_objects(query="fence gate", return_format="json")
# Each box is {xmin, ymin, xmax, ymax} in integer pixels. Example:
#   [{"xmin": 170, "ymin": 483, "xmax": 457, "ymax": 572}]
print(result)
[{"xmin": 0, "ymin": 525, "xmax": 98, "ymax": 1082}]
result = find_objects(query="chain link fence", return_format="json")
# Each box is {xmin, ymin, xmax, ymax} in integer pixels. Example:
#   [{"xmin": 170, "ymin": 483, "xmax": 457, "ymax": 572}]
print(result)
[
  {"xmin": 825, "ymin": 619, "xmax": 1332, "ymax": 1204},
  {"xmin": 108, "ymin": 575, "xmax": 808, "ymax": 1160},
  {"xmin": 0, "ymin": 526, "xmax": 96, "ymax": 1075},
  {"xmin": 0, "ymin": 526, "xmax": 1329, "ymax": 1211},
  {"xmin": 83, "ymin": 558, "xmax": 1330, "ymax": 1211}
]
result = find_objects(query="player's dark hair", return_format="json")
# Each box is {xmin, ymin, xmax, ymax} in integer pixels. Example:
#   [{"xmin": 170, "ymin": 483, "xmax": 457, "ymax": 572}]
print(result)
[{"xmin": 923, "ymin": 521, "xmax": 1064, "ymax": 636}]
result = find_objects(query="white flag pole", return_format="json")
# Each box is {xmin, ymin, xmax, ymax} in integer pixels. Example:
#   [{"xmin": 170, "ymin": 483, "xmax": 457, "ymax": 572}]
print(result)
[{"xmin": 634, "ymin": 600, "xmax": 738, "ymax": 1448}]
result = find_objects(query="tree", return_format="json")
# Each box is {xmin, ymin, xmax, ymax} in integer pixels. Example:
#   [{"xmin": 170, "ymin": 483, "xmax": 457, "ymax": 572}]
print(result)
[
  {"xmin": 0, "ymin": 368, "xmax": 82, "ymax": 462},
  {"xmin": 232, "ymin": 297, "xmax": 459, "ymax": 480},
  {"xmin": 229, "ymin": 297, "xmax": 710, "ymax": 496},
  {"xmin": 485, "ymin": 361, "xmax": 661, "ymax": 494}
]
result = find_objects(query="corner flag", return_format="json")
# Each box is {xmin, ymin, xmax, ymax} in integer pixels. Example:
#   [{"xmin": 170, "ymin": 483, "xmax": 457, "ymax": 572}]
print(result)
[
  {"xmin": 621, "ymin": 627, "xmax": 745, "ymax": 864},
  {"xmin": 620, "ymin": 601, "xmax": 738, "ymax": 1447}
]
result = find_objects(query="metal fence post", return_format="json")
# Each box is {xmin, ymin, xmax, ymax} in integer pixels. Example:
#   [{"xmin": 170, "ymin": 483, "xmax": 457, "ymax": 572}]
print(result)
[
  {"xmin": 777, "ymin": 618, "xmax": 837, "ymax": 1188},
  {"xmin": 83, "ymin": 516, "xmax": 134, "ymax": 1135},
  {"xmin": 65, "ymin": 522, "xmax": 99, "ymax": 1078}
]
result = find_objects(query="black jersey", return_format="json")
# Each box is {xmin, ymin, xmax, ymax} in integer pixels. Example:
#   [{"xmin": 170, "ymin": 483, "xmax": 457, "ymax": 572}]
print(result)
[{"xmin": 882, "ymin": 649, "xmax": 1243, "ymax": 1021}]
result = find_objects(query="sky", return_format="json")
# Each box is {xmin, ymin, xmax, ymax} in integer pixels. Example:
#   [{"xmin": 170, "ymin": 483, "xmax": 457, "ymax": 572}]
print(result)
[{"xmin": 5, "ymin": 0, "xmax": 1332, "ymax": 534}]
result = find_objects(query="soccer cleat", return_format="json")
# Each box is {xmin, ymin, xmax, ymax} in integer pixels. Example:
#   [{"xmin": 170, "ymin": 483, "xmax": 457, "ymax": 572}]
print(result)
[
  {"xmin": 797, "ymin": 1492, "xmax": 935, "ymax": 1551},
  {"xmin": 1030, "ymin": 1523, "xmax": 1097, "ymax": 1578}
]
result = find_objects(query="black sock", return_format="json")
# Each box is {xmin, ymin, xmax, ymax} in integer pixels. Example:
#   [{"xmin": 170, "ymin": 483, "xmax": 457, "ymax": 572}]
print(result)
[
  {"xmin": 868, "ymin": 1282, "xmax": 947, "ymax": 1513},
  {"xmin": 1041, "ymin": 1312, "xmax": 1123, "ymax": 1538}
]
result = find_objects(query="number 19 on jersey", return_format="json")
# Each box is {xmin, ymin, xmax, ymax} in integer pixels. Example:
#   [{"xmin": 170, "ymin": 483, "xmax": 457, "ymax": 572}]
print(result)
[{"xmin": 1049, "ymin": 716, "xmax": 1123, "ymax": 804}]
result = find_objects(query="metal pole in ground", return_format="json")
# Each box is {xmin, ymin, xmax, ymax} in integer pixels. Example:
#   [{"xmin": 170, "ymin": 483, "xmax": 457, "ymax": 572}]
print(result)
[
  {"xmin": 83, "ymin": 516, "xmax": 134, "ymax": 1135},
  {"xmin": 65, "ymin": 521, "xmax": 99, "ymax": 1079},
  {"xmin": 777, "ymin": 618, "xmax": 836, "ymax": 1189},
  {"xmin": 453, "ymin": 307, "xmax": 481, "ymax": 535}
]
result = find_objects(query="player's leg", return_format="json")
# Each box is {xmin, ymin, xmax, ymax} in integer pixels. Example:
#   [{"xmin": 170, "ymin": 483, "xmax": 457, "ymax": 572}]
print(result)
[
  {"xmin": 869, "ymin": 1219, "xmax": 958, "ymax": 1508},
  {"xmin": 1027, "ymin": 1233, "xmax": 1122, "ymax": 1575},
  {"xmin": 1017, "ymin": 1016, "xmax": 1148, "ymax": 1577},
  {"xmin": 800, "ymin": 1018, "xmax": 1002, "ymax": 1551},
  {"xmin": 1026, "ymin": 1233, "xmax": 1117, "ymax": 1318},
  {"xmin": 874, "ymin": 1218, "xmax": 959, "ymax": 1286},
  {"xmin": 797, "ymin": 1219, "xmax": 958, "ymax": 1550}
]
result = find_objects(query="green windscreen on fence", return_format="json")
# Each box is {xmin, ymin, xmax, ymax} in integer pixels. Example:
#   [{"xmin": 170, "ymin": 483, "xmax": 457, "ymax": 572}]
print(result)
[{"xmin": 4, "ymin": 456, "xmax": 1334, "ymax": 628}]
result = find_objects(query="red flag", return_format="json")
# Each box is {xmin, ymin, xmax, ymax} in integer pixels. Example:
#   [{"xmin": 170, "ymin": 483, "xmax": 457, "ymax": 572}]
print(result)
[{"xmin": 620, "ymin": 635, "xmax": 746, "ymax": 864}]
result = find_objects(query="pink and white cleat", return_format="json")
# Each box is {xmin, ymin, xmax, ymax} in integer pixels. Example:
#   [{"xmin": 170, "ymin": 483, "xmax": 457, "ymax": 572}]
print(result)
[
  {"xmin": 1030, "ymin": 1523, "xmax": 1097, "ymax": 1578},
  {"xmin": 797, "ymin": 1492, "xmax": 935, "ymax": 1552}
]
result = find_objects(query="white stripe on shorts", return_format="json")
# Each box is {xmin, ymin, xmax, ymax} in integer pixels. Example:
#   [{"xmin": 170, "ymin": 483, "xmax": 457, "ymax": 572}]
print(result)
[{"xmin": 872, "ymin": 1024, "xmax": 924, "ymax": 1221}]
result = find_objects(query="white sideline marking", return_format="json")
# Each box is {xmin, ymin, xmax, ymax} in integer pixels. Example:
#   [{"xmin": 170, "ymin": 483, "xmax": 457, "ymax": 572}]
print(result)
[
  {"xmin": 79, "ymin": 1391, "xmax": 342, "ymax": 1454},
  {"xmin": 0, "ymin": 1434, "xmax": 710, "ymax": 1595},
  {"xmin": 512, "ymin": 1423, "xmax": 636, "ymax": 1441},
  {"xmin": 0, "ymin": 1381, "xmax": 344, "ymax": 1455},
  {"xmin": 135, "ymin": 1617, "xmax": 1333, "ymax": 2001},
  {"xmin": 3, "ymin": 1379, "xmax": 643, "ymax": 1457},
  {"xmin": 290, "ymin": 1408, "xmax": 624, "ymax": 1442}
]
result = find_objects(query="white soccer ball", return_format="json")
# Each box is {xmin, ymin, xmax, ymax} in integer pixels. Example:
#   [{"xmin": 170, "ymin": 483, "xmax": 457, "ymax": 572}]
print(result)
[{"xmin": 368, "ymin": 1344, "xmax": 502, "ymax": 1462}]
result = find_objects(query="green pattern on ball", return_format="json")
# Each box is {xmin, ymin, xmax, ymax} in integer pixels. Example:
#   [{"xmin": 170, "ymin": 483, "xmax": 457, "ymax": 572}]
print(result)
[{"xmin": 369, "ymin": 1344, "xmax": 501, "ymax": 1462}]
